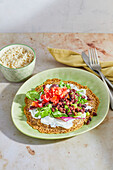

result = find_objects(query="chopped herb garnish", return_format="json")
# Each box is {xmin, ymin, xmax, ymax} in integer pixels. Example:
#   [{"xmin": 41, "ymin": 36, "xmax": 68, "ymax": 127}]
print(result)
[
  {"xmin": 66, "ymin": 84, "xmax": 71, "ymax": 89},
  {"xmin": 64, "ymin": 105, "xmax": 69, "ymax": 109},
  {"xmin": 59, "ymin": 81, "xmax": 71, "ymax": 89},
  {"xmin": 86, "ymin": 112, "xmax": 90, "ymax": 116},
  {"xmin": 59, "ymin": 80, "xmax": 66, "ymax": 88}
]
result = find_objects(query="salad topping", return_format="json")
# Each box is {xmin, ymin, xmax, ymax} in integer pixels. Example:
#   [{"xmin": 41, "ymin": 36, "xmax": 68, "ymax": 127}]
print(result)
[{"xmin": 26, "ymin": 81, "xmax": 95, "ymax": 129}]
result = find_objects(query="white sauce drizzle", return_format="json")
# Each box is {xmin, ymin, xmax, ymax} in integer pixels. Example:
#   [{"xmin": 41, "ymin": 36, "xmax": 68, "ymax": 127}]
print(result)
[{"xmin": 29, "ymin": 109, "xmax": 74, "ymax": 129}]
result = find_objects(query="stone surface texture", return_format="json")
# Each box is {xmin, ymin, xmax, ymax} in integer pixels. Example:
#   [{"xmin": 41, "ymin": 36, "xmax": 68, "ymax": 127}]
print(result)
[{"xmin": 0, "ymin": 33, "xmax": 113, "ymax": 170}]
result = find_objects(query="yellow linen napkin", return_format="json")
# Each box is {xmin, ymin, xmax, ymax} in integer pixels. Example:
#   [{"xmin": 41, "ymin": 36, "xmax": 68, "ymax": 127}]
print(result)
[{"xmin": 48, "ymin": 47, "xmax": 113, "ymax": 83}]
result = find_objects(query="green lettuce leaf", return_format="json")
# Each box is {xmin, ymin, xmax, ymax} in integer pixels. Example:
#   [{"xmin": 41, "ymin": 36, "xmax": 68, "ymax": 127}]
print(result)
[
  {"xmin": 52, "ymin": 110, "xmax": 68, "ymax": 118},
  {"xmin": 26, "ymin": 90, "xmax": 40, "ymax": 101},
  {"xmin": 35, "ymin": 104, "xmax": 52, "ymax": 118}
]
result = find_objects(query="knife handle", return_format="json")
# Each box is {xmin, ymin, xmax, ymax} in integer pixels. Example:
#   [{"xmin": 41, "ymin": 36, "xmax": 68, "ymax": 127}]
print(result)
[{"xmin": 104, "ymin": 76, "xmax": 113, "ymax": 89}]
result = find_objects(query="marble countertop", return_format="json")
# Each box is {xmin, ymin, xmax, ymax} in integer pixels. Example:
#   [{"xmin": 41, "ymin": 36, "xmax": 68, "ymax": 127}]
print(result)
[{"xmin": 0, "ymin": 33, "xmax": 113, "ymax": 170}]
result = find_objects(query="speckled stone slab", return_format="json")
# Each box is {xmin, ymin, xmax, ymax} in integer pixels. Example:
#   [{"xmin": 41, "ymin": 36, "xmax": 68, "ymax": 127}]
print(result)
[{"xmin": 0, "ymin": 33, "xmax": 113, "ymax": 170}]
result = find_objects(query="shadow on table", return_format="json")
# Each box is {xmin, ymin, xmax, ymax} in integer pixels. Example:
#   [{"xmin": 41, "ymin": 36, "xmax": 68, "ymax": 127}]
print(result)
[
  {"xmin": 0, "ymin": 83, "xmax": 69, "ymax": 145},
  {"xmin": 90, "ymin": 116, "xmax": 113, "ymax": 168}
]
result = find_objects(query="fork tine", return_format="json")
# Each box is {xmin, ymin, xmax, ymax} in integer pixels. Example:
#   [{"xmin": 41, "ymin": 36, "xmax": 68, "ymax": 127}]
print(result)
[
  {"xmin": 93, "ymin": 48, "xmax": 97, "ymax": 64},
  {"xmin": 88, "ymin": 49, "xmax": 92, "ymax": 65},
  {"xmin": 94, "ymin": 48, "xmax": 98, "ymax": 64},
  {"xmin": 90, "ymin": 49, "xmax": 94, "ymax": 64},
  {"xmin": 91, "ymin": 48, "xmax": 95, "ymax": 64},
  {"xmin": 95, "ymin": 48, "xmax": 99, "ymax": 64}
]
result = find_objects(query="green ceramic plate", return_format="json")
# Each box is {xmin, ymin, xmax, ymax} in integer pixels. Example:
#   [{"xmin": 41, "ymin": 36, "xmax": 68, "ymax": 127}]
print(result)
[{"xmin": 11, "ymin": 67, "xmax": 110, "ymax": 139}]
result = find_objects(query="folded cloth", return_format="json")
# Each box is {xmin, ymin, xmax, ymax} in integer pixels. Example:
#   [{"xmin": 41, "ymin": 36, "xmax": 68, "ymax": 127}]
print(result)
[{"xmin": 48, "ymin": 47, "xmax": 113, "ymax": 83}]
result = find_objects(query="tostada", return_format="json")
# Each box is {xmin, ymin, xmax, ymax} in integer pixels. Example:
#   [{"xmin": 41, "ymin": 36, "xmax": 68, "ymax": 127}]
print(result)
[{"xmin": 24, "ymin": 78, "xmax": 100, "ymax": 134}]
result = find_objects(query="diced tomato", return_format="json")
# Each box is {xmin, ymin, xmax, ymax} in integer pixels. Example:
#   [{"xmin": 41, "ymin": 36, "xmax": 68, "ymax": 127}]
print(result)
[
  {"xmin": 43, "ymin": 94, "xmax": 50, "ymax": 102},
  {"xmin": 39, "ymin": 86, "xmax": 68, "ymax": 104},
  {"xmin": 50, "ymin": 96, "xmax": 57, "ymax": 102},
  {"xmin": 55, "ymin": 87, "xmax": 62, "ymax": 95},
  {"xmin": 46, "ymin": 92, "xmax": 50, "ymax": 98},
  {"xmin": 31, "ymin": 101, "xmax": 36, "ymax": 106},
  {"xmin": 41, "ymin": 93, "xmax": 50, "ymax": 103},
  {"xmin": 37, "ymin": 103, "xmax": 43, "ymax": 108},
  {"xmin": 44, "ymin": 87, "xmax": 50, "ymax": 94},
  {"xmin": 31, "ymin": 101, "xmax": 43, "ymax": 108},
  {"xmin": 50, "ymin": 96, "xmax": 60, "ymax": 104},
  {"xmin": 42, "ymin": 100, "xmax": 46, "ymax": 105},
  {"xmin": 41, "ymin": 94, "xmax": 44, "ymax": 99},
  {"xmin": 63, "ymin": 86, "xmax": 67, "ymax": 90},
  {"xmin": 33, "ymin": 101, "xmax": 39, "ymax": 107},
  {"xmin": 50, "ymin": 87, "xmax": 56, "ymax": 95},
  {"xmin": 62, "ymin": 89, "xmax": 68, "ymax": 96}
]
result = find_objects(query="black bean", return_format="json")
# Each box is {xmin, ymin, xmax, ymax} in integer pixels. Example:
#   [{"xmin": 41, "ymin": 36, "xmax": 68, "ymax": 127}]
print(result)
[
  {"xmin": 52, "ymin": 103, "xmax": 57, "ymax": 107},
  {"xmin": 87, "ymin": 98, "xmax": 91, "ymax": 101},
  {"xmin": 75, "ymin": 108, "xmax": 80, "ymax": 112},
  {"xmin": 72, "ymin": 89, "xmax": 76, "ymax": 93},
  {"xmin": 70, "ymin": 89, "xmax": 73, "ymax": 93},
  {"xmin": 29, "ymin": 106, "xmax": 36, "ymax": 110},
  {"xmin": 59, "ymin": 107, "xmax": 63, "ymax": 112},
  {"xmin": 51, "ymin": 108, "xmax": 55, "ymax": 112},
  {"xmin": 93, "ymin": 112, "xmax": 97, "ymax": 116},
  {"xmin": 68, "ymin": 98, "xmax": 72, "ymax": 101},
  {"xmin": 60, "ymin": 99, "xmax": 64, "ymax": 102},
  {"xmin": 71, "ymin": 93, "xmax": 75, "ymax": 99},
  {"xmin": 57, "ymin": 105, "xmax": 60, "ymax": 109},
  {"xmin": 81, "ymin": 109, "xmax": 84, "ymax": 113},
  {"xmin": 86, "ymin": 120, "xmax": 90, "ymax": 125},
  {"xmin": 82, "ymin": 107, "xmax": 85, "ymax": 111},
  {"xmin": 65, "ymin": 94, "xmax": 68, "ymax": 98},
  {"xmin": 78, "ymin": 103, "xmax": 82, "ymax": 107},
  {"xmin": 82, "ymin": 104, "xmax": 87, "ymax": 108},
  {"xmin": 88, "ymin": 109, "xmax": 92, "ymax": 113},
  {"xmin": 43, "ymin": 85, "xmax": 46, "ymax": 89},
  {"xmin": 89, "ymin": 117, "xmax": 92, "ymax": 121},
  {"xmin": 70, "ymin": 106, "xmax": 73, "ymax": 110},
  {"xmin": 81, "ymin": 95, "xmax": 85, "ymax": 99}
]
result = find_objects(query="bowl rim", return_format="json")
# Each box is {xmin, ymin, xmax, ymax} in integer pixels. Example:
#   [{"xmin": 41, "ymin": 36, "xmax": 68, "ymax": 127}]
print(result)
[{"xmin": 0, "ymin": 43, "xmax": 36, "ymax": 70}]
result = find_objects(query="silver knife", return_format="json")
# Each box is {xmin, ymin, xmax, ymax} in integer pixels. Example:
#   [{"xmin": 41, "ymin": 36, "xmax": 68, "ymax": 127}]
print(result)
[{"xmin": 82, "ymin": 52, "xmax": 113, "ymax": 89}]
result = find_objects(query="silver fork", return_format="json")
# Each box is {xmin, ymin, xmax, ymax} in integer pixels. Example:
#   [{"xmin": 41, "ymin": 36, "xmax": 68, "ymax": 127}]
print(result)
[{"xmin": 88, "ymin": 48, "xmax": 113, "ymax": 110}]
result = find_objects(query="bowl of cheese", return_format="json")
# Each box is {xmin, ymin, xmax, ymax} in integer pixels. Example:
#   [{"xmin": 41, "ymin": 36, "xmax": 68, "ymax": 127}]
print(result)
[{"xmin": 0, "ymin": 44, "xmax": 36, "ymax": 82}]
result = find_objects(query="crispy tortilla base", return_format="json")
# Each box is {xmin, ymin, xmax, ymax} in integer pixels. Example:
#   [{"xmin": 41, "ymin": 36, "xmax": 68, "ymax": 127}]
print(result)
[{"xmin": 24, "ymin": 79, "xmax": 100, "ymax": 134}]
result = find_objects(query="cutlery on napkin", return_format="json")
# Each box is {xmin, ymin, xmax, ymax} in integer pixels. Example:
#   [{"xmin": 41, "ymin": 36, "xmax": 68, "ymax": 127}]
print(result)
[
  {"xmin": 48, "ymin": 47, "xmax": 113, "ymax": 85},
  {"xmin": 82, "ymin": 52, "xmax": 113, "ymax": 89}
]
